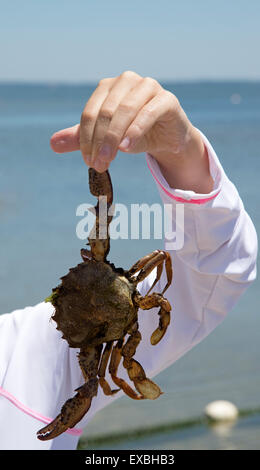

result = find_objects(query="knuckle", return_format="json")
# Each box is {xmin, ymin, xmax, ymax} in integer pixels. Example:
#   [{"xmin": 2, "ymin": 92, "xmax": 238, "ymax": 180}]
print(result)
[
  {"xmin": 143, "ymin": 76, "xmax": 158, "ymax": 89},
  {"xmin": 141, "ymin": 106, "xmax": 154, "ymax": 119},
  {"xmin": 139, "ymin": 106, "xmax": 155, "ymax": 122},
  {"xmin": 163, "ymin": 90, "xmax": 180, "ymax": 108},
  {"xmin": 98, "ymin": 77, "xmax": 111, "ymax": 87},
  {"xmin": 130, "ymin": 122, "xmax": 143, "ymax": 138},
  {"xmin": 98, "ymin": 107, "xmax": 114, "ymax": 124},
  {"xmin": 100, "ymin": 106, "xmax": 114, "ymax": 120},
  {"xmin": 80, "ymin": 111, "xmax": 95, "ymax": 126},
  {"xmin": 117, "ymin": 101, "xmax": 135, "ymax": 115},
  {"xmin": 121, "ymin": 70, "xmax": 139, "ymax": 81}
]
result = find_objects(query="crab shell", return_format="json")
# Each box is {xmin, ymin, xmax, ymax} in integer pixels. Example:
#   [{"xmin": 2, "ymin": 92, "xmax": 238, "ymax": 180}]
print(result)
[{"xmin": 51, "ymin": 260, "xmax": 138, "ymax": 348}]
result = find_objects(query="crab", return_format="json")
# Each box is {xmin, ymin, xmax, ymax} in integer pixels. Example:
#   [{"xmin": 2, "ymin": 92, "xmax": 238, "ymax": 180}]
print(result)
[{"xmin": 37, "ymin": 168, "xmax": 173, "ymax": 441}]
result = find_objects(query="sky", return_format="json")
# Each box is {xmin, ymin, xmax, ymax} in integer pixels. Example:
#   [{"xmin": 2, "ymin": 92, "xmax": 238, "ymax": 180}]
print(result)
[{"xmin": 0, "ymin": 0, "xmax": 260, "ymax": 83}]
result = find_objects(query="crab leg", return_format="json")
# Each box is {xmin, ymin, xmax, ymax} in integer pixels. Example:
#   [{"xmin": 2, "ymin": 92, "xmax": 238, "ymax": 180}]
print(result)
[
  {"xmin": 129, "ymin": 250, "xmax": 173, "ymax": 295},
  {"xmin": 109, "ymin": 337, "xmax": 143, "ymax": 400},
  {"xmin": 37, "ymin": 345, "xmax": 102, "ymax": 441},
  {"xmin": 87, "ymin": 169, "xmax": 114, "ymax": 262},
  {"xmin": 135, "ymin": 292, "xmax": 171, "ymax": 345},
  {"xmin": 128, "ymin": 250, "xmax": 161, "ymax": 276},
  {"xmin": 110, "ymin": 326, "xmax": 162, "ymax": 400},
  {"xmin": 98, "ymin": 341, "xmax": 120, "ymax": 396},
  {"xmin": 146, "ymin": 261, "xmax": 164, "ymax": 295}
]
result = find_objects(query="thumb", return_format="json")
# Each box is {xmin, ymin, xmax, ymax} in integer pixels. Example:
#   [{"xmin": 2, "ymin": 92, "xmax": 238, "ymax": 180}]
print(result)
[{"xmin": 50, "ymin": 124, "xmax": 80, "ymax": 153}]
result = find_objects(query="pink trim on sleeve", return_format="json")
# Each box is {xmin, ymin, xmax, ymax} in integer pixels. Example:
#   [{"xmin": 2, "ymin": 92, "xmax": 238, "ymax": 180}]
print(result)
[
  {"xmin": 0, "ymin": 386, "xmax": 82, "ymax": 436},
  {"xmin": 146, "ymin": 158, "xmax": 220, "ymax": 205}
]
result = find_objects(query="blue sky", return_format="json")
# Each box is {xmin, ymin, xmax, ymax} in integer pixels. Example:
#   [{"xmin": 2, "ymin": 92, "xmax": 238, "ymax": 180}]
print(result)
[{"xmin": 0, "ymin": 0, "xmax": 259, "ymax": 82}]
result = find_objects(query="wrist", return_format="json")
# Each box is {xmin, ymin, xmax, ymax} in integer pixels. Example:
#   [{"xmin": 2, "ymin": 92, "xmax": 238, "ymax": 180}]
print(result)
[{"xmin": 150, "ymin": 126, "xmax": 214, "ymax": 194}]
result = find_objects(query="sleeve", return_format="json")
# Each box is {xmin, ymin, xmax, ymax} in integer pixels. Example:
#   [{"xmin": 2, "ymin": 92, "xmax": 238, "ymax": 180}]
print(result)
[
  {"xmin": 0, "ymin": 303, "xmax": 83, "ymax": 450},
  {"xmin": 144, "ymin": 129, "xmax": 257, "ymax": 352},
  {"xmin": 0, "ymin": 131, "xmax": 257, "ymax": 450}
]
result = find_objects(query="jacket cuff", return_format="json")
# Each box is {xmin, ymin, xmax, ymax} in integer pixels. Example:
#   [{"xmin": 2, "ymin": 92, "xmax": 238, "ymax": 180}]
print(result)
[{"xmin": 146, "ymin": 130, "xmax": 224, "ymax": 205}]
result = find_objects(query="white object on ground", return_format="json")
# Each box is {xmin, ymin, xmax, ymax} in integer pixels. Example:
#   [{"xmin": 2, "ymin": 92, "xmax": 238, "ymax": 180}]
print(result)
[{"xmin": 204, "ymin": 400, "xmax": 239, "ymax": 422}]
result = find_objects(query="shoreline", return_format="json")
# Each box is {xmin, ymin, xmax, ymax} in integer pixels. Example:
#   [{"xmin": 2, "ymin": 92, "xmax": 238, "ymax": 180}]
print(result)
[{"xmin": 78, "ymin": 406, "xmax": 260, "ymax": 450}]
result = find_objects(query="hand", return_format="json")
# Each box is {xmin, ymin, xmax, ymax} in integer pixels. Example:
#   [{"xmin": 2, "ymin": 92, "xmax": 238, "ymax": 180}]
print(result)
[{"xmin": 51, "ymin": 71, "xmax": 213, "ymax": 193}]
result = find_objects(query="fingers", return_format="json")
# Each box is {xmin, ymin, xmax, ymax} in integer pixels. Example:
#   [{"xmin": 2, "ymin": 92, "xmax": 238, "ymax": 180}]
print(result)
[
  {"xmin": 80, "ymin": 78, "xmax": 115, "ymax": 166},
  {"xmin": 89, "ymin": 72, "xmax": 142, "ymax": 170},
  {"xmin": 50, "ymin": 80, "xmax": 114, "ymax": 156},
  {"xmin": 119, "ymin": 90, "xmax": 178, "ymax": 155},
  {"xmin": 80, "ymin": 72, "xmax": 142, "ymax": 172},
  {"xmin": 50, "ymin": 71, "xmax": 176, "ymax": 172},
  {"xmin": 94, "ymin": 77, "xmax": 162, "ymax": 170},
  {"xmin": 79, "ymin": 72, "xmax": 162, "ymax": 172}
]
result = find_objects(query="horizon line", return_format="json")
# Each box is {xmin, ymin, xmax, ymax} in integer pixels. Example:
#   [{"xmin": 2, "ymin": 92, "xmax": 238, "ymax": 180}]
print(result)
[{"xmin": 0, "ymin": 77, "xmax": 260, "ymax": 86}]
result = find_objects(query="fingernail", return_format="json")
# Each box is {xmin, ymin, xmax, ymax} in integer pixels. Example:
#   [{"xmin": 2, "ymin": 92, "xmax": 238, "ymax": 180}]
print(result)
[
  {"xmin": 50, "ymin": 138, "xmax": 67, "ymax": 153},
  {"xmin": 51, "ymin": 138, "xmax": 67, "ymax": 148},
  {"xmin": 99, "ymin": 143, "xmax": 111, "ymax": 162},
  {"xmin": 120, "ymin": 136, "xmax": 130, "ymax": 150}
]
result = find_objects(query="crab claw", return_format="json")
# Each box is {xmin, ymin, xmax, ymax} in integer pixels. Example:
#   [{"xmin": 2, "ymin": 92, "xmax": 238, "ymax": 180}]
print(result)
[
  {"xmin": 37, "ymin": 382, "xmax": 95, "ymax": 441},
  {"xmin": 89, "ymin": 168, "xmax": 113, "ymax": 205},
  {"xmin": 134, "ymin": 378, "xmax": 162, "ymax": 400},
  {"xmin": 127, "ymin": 359, "xmax": 162, "ymax": 400}
]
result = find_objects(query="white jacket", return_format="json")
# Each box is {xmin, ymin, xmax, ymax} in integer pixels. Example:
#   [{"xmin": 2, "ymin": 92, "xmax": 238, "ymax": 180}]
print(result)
[{"xmin": 0, "ymin": 132, "xmax": 257, "ymax": 450}]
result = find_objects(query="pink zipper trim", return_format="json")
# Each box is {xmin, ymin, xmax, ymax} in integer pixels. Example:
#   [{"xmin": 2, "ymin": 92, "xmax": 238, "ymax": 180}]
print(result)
[
  {"xmin": 0, "ymin": 386, "xmax": 82, "ymax": 437},
  {"xmin": 146, "ymin": 158, "xmax": 220, "ymax": 205}
]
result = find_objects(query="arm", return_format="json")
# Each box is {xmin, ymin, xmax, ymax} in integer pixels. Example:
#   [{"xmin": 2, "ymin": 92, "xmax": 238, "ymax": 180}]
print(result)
[
  {"xmin": 79, "ymin": 130, "xmax": 257, "ymax": 433},
  {"xmin": 145, "ymin": 131, "xmax": 257, "ymax": 352}
]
